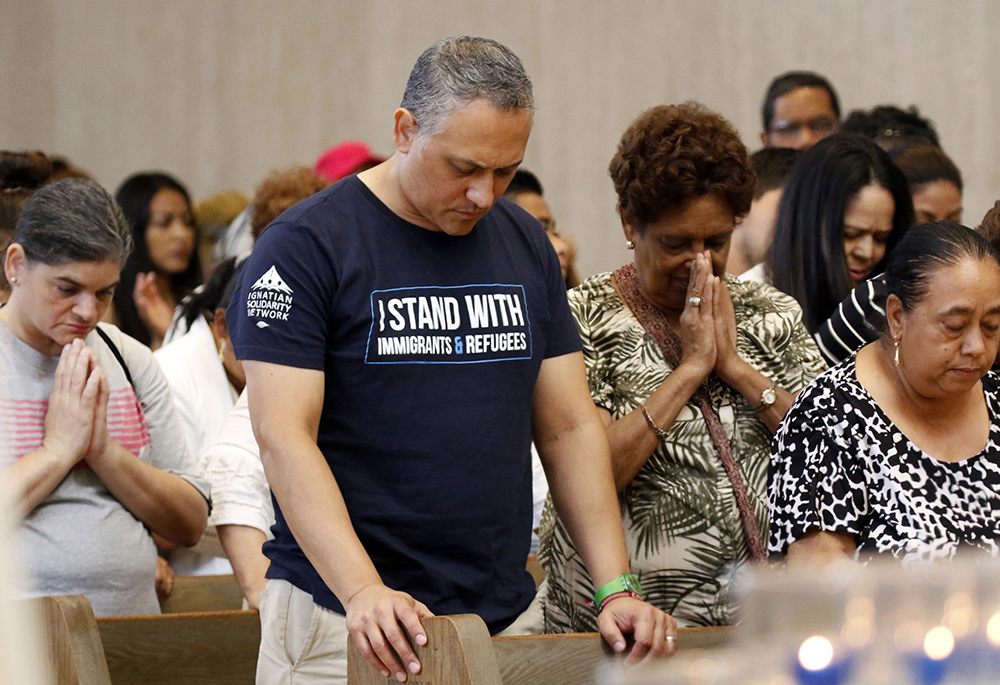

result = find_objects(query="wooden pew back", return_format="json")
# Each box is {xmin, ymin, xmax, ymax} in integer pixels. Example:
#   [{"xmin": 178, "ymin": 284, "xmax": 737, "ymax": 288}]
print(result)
[
  {"xmin": 40, "ymin": 596, "xmax": 729, "ymax": 685},
  {"xmin": 349, "ymin": 615, "xmax": 502, "ymax": 685},
  {"xmin": 347, "ymin": 615, "xmax": 731, "ymax": 685},
  {"xmin": 97, "ymin": 610, "xmax": 260, "ymax": 685},
  {"xmin": 36, "ymin": 595, "xmax": 260, "ymax": 685},
  {"xmin": 158, "ymin": 574, "xmax": 245, "ymax": 613},
  {"xmin": 36, "ymin": 595, "xmax": 112, "ymax": 685}
]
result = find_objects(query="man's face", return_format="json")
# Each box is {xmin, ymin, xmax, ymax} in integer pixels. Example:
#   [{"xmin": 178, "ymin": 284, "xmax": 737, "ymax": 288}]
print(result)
[
  {"xmin": 509, "ymin": 191, "xmax": 555, "ymax": 232},
  {"xmin": 509, "ymin": 191, "xmax": 571, "ymax": 278},
  {"xmin": 395, "ymin": 99, "xmax": 532, "ymax": 236},
  {"xmin": 762, "ymin": 86, "xmax": 839, "ymax": 150}
]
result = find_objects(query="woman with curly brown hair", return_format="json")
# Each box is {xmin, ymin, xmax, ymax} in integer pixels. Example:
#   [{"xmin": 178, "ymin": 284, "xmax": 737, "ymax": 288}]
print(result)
[
  {"xmin": 249, "ymin": 165, "xmax": 331, "ymax": 240},
  {"xmin": 537, "ymin": 102, "xmax": 825, "ymax": 629}
]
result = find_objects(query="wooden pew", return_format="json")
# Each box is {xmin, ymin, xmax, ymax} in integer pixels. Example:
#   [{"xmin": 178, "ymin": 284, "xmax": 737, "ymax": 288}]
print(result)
[
  {"xmin": 350, "ymin": 614, "xmax": 502, "ymax": 685},
  {"xmin": 347, "ymin": 615, "xmax": 731, "ymax": 685},
  {"xmin": 36, "ymin": 594, "xmax": 260, "ymax": 685},
  {"xmin": 158, "ymin": 574, "xmax": 246, "ymax": 613},
  {"xmin": 97, "ymin": 609, "xmax": 260, "ymax": 685},
  {"xmin": 495, "ymin": 626, "xmax": 728, "ymax": 685},
  {"xmin": 40, "ymin": 596, "xmax": 729, "ymax": 685},
  {"xmin": 37, "ymin": 595, "xmax": 113, "ymax": 685}
]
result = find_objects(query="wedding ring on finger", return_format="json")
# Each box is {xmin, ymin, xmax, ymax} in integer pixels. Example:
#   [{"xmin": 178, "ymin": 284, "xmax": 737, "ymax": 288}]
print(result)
[
  {"xmin": 665, "ymin": 635, "xmax": 676, "ymax": 643},
  {"xmin": 688, "ymin": 296, "xmax": 702, "ymax": 308}
]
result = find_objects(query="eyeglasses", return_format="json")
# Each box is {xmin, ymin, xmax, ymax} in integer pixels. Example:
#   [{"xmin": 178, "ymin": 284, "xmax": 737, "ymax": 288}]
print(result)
[
  {"xmin": 537, "ymin": 216, "xmax": 557, "ymax": 233},
  {"xmin": 769, "ymin": 117, "xmax": 839, "ymax": 138}
]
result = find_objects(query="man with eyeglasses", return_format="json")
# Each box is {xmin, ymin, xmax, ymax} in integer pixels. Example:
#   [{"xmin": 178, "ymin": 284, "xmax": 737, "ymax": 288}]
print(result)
[
  {"xmin": 760, "ymin": 71, "xmax": 841, "ymax": 150},
  {"xmin": 503, "ymin": 169, "xmax": 577, "ymax": 286}
]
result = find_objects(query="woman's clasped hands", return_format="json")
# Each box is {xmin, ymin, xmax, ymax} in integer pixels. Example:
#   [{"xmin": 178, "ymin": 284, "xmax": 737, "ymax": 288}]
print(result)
[
  {"xmin": 677, "ymin": 252, "xmax": 743, "ymax": 384},
  {"xmin": 40, "ymin": 338, "xmax": 112, "ymax": 471}
]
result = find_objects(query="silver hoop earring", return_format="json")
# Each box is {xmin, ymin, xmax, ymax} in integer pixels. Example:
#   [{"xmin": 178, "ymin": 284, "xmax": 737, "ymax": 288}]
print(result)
[{"xmin": 626, "ymin": 240, "xmax": 635, "ymax": 250}]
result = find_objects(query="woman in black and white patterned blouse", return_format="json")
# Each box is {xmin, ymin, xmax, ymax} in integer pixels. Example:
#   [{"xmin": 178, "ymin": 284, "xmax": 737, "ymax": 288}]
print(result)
[{"xmin": 770, "ymin": 222, "xmax": 1000, "ymax": 564}]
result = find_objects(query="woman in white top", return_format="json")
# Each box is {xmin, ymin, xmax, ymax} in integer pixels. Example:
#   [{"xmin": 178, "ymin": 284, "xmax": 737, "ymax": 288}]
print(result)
[{"xmin": 155, "ymin": 257, "xmax": 247, "ymax": 575}]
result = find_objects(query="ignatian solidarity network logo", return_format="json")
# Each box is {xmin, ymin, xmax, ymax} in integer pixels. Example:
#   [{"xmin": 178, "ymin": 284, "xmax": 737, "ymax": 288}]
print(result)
[{"xmin": 246, "ymin": 266, "xmax": 293, "ymax": 328}]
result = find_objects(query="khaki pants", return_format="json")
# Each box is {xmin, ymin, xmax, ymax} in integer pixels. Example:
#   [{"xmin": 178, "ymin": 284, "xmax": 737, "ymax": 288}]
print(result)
[
  {"xmin": 255, "ymin": 578, "xmax": 545, "ymax": 685},
  {"xmin": 256, "ymin": 579, "xmax": 350, "ymax": 684}
]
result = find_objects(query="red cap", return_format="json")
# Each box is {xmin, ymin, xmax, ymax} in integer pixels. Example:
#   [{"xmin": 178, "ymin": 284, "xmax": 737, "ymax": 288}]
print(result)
[{"xmin": 313, "ymin": 141, "xmax": 386, "ymax": 182}]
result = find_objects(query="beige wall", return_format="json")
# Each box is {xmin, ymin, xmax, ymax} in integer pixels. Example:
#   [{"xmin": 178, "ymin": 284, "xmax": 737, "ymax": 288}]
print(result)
[{"xmin": 2, "ymin": 0, "xmax": 998, "ymax": 278}]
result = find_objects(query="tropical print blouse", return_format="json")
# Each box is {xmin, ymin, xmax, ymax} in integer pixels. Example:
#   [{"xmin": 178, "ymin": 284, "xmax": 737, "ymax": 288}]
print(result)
[{"xmin": 538, "ymin": 271, "xmax": 825, "ymax": 629}]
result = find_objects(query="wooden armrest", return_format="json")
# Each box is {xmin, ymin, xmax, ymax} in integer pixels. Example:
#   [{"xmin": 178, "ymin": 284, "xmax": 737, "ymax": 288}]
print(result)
[
  {"xmin": 33, "ymin": 594, "xmax": 113, "ymax": 685},
  {"xmin": 348, "ymin": 614, "xmax": 502, "ymax": 684},
  {"xmin": 348, "ymin": 615, "xmax": 733, "ymax": 684}
]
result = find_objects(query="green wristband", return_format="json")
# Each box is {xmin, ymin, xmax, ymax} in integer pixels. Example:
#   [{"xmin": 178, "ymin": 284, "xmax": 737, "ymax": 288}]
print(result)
[{"xmin": 593, "ymin": 573, "xmax": 643, "ymax": 608}]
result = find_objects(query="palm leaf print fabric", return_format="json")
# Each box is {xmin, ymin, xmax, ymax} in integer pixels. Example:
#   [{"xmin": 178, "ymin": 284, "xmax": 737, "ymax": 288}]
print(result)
[{"xmin": 538, "ymin": 272, "xmax": 825, "ymax": 629}]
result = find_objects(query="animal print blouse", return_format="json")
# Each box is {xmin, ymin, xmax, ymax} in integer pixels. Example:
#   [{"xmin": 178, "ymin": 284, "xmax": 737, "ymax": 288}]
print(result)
[{"xmin": 769, "ymin": 354, "xmax": 1000, "ymax": 562}]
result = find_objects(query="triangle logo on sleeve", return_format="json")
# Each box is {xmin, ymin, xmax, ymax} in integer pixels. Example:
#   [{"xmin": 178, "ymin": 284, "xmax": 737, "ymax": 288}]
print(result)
[
  {"xmin": 247, "ymin": 266, "xmax": 294, "ymax": 321},
  {"xmin": 252, "ymin": 266, "xmax": 293, "ymax": 294}
]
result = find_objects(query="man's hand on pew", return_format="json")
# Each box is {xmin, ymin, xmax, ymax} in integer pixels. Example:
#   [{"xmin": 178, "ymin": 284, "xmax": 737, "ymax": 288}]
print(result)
[
  {"xmin": 345, "ymin": 583, "xmax": 435, "ymax": 683},
  {"xmin": 597, "ymin": 596, "xmax": 677, "ymax": 666}
]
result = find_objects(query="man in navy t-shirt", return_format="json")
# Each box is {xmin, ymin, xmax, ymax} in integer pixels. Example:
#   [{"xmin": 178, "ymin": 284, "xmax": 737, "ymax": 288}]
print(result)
[{"xmin": 230, "ymin": 36, "xmax": 675, "ymax": 684}]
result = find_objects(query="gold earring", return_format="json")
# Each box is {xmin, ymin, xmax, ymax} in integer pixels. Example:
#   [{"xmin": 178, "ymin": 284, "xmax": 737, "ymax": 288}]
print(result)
[
  {"xmin": 626, "ymin": 240, "xmax": 635, "ymax": 250},
  {"xmin": 894, "ymin": 338, "xmax": 901, "ymax": 367},
  {"xmin": 217, "ymin": 339, "xmax": 227, "ymax": 362}
]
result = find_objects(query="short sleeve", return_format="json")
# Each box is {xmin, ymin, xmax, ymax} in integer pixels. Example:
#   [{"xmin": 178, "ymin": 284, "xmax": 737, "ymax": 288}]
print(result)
[
  {"xmin": 767, "ymin": 372, "xmax": 869, "ymax": 556},
  {"xmin": 228, "ymin": 221, "xmax": 337, "ymax": 371},
  {"xmin": 201, "ymin": 391, "xmax": 274, "ymax": 536},
  {"xmin": 543, "ymin": 277, "xmax": 583, "ymax": 360},
  {"xmin": 814, "ymin": 276, "xmax": 887, "ymax": 366},
  {"xmin": 567, "ymin": 282, "xmax": 616, "ymax": 411},
  {"xmin": 511, "ymin": 202, "xmax": 582, "ymax": 361}
]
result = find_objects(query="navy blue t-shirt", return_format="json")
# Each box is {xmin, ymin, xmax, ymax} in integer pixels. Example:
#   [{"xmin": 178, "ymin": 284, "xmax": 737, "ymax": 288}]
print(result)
[{"xmin": 228, "ymin": 176, "xmax": 581, "ymax": 632}]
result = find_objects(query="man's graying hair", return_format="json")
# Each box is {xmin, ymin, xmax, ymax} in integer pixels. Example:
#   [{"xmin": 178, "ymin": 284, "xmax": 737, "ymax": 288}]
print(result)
[
  {"xmin": 15, "ymin": 178, "xmax": 132, "ymax": 267},
  {"xmin": 401, "ymin": 36, "xmax": 534, "ymax": 135}
]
